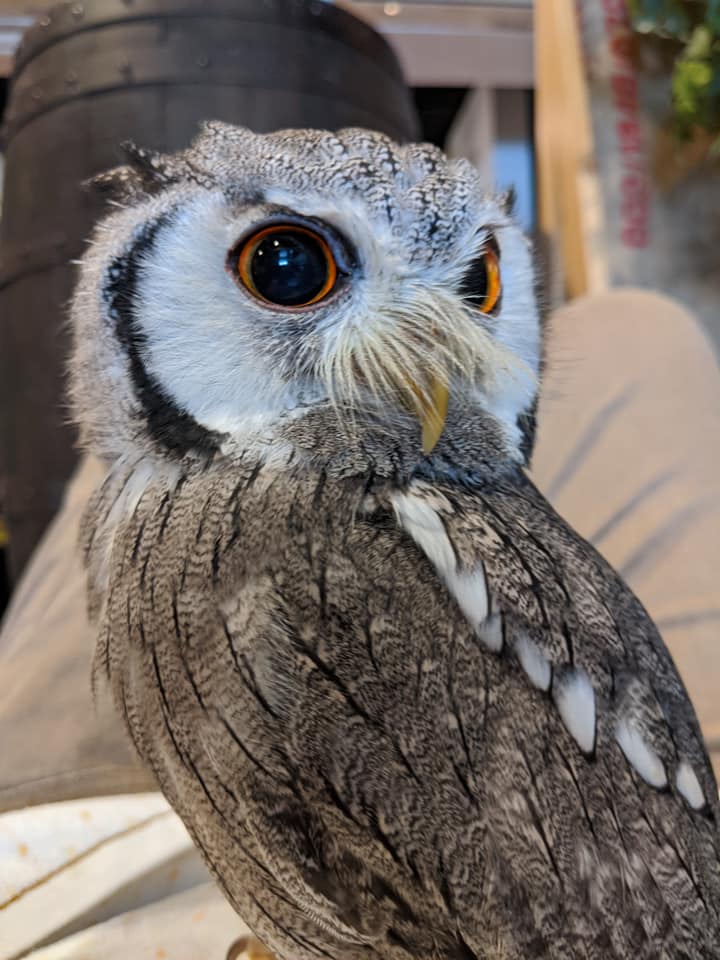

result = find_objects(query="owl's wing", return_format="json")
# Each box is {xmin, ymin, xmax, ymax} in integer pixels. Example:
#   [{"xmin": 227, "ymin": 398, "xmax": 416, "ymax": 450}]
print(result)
[
  {"xmin": 391, "ymin": 472, "xmax": 716, "ymax": 809},
  {"xmin": 388, "ymin": 471, "xmax": 720, "ymax": 950}
]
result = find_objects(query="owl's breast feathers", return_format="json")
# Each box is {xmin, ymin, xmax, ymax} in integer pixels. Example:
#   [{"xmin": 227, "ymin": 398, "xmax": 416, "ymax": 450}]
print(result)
[{"xmin": 85, "ymin": 456, "xmax": 720, "ymax": 960}]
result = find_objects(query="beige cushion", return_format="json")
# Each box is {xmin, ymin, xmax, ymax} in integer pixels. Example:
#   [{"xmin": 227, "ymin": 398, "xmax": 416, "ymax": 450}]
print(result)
[
  {"xmin": 1, "ymin": 287, "xmax": 718, "ymax": 815},
  {"xmin": 0, "ymin": 457, "xmax": 153, "ymax": 814},
  {"xmin": 533, "ymin": 289, "xmax": 720, "ymax": 760}
]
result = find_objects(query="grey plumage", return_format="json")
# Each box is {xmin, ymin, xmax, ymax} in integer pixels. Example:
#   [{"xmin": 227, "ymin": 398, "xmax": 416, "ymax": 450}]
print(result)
[{"xmin": 73, "ymin": 124, "xmax": 720, "ymax": 959}]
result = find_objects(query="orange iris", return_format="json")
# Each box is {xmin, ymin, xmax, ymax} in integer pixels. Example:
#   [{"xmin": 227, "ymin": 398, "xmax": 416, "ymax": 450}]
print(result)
[
  {"xmin": 236, "ymin": 224, "xmax": 337, "ymax": 309},
  {"xmin": 479, "ymin": 248, "xmax": 501, "ymax": 314}
]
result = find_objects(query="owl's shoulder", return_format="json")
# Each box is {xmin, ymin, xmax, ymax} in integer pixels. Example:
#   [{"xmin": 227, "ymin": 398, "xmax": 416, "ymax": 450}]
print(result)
[{"xmin": 390, "ymin": 469, "xmax": 719, "ymax": 818}]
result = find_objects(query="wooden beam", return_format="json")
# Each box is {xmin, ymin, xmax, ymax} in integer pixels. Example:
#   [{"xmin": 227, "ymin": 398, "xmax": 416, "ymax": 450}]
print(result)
[{"xmin": 339, "ymin": 2, "xmax": 533, "ymax": 88}]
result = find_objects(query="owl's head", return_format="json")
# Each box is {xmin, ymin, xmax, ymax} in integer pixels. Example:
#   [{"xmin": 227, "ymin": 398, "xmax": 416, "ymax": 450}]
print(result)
[{"xmin": 70, "ymin": 123, "xmax": 541, "ymax": 477}]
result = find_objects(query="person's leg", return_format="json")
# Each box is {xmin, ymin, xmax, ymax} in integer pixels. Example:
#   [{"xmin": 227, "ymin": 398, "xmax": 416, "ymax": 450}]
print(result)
[
  {"xmin": 533, "ymin": 288, "xmax": 720, "ymax": 769},
  {"xmin": 0, "ymin": 456, "xmax": 153, "ymax": 812}
]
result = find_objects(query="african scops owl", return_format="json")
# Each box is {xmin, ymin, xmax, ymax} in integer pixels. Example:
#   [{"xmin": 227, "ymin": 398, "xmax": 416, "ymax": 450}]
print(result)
[{"xmin": 71, "ymin": 124, "xmax": 720, "ymax": 959}]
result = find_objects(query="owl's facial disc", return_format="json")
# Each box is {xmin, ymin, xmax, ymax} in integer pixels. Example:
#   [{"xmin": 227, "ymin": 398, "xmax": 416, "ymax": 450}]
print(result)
[
  {"xmin": 225, "ymin": 212, "xmax": 515, "ymax": 453},
  {"xmin": 72, "ymin": 126, "xmax": 542, "ymax": 467},
  {"xmin": 225, "ymin": 213, "xmax": 457, "ymax": 452}
]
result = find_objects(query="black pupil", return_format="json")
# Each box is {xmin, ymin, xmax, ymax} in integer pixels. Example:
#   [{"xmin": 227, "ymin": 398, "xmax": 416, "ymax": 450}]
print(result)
[
  {"xmin": 458, "ymin": 256, "xmax": 489, "ymax": 308},
  {"xmin": 250, "ymin": 230, "xmax": 330, "ymax": 306}
]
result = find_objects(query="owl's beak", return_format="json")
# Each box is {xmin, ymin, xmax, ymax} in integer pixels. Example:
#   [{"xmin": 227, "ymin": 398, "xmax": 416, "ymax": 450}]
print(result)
[{"xmin": 405, "ymin": 374, "xmax": 449, "ymax": 454}]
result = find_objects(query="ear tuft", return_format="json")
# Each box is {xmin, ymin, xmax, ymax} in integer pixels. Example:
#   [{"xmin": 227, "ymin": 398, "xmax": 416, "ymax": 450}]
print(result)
[
  {"xmin": 121, "ymin": 140, "xmax": 182, "ymax": 189},
  {"xmin": 84, "ymin": 142, "xmax": 185, "ymax": 202},
  {"xmin": 83, "ymin": 165, "xmax": 147, "ymax": 202},
  {"xmin": 500, "ymin": 185, "xmax": 517, "ymax": 217}
]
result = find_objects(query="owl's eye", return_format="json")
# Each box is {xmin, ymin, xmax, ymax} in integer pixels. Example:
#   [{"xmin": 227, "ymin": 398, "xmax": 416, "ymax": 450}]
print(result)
[
  {"xmin": 235, "ymin": 224, "xmax": 338, "ymax": 308},
  {"xmin": 458, "ymin": 245, "xmax": 502, "ymax": 315}
]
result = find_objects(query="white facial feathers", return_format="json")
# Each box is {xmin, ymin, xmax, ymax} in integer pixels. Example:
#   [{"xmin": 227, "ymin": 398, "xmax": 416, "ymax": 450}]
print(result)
[
  {"xmin": 70, "ymin": 125, "xmax": 541, "ymax": 464},
  {"xmin": 133, "ymin": 192, "xmax": 300, "ymax": 435}
]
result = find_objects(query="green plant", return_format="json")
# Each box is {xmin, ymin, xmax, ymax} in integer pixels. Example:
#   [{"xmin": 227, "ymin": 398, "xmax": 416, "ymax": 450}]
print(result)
[{"xmin": 628, "ymin": 0, "xmax": 720, "ymax": 150}]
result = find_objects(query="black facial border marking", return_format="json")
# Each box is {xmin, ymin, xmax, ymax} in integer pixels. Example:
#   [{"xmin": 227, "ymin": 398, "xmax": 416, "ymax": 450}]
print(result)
[{"xmin": 105, "ymin": 215, "xmax": 226, "ymax": 460}]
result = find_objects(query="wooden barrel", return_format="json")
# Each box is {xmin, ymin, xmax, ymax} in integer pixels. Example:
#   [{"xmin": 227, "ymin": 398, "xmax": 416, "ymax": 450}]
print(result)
[{"xmin": 0, "ymin": 0, "xmax": 419, "ymax": 580}]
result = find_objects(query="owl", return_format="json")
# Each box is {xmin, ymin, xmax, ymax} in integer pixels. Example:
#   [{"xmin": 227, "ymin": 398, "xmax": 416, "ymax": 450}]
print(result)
[{"xmin": 71, "ymin": 123, "xmax": 720, "ymax": 959}]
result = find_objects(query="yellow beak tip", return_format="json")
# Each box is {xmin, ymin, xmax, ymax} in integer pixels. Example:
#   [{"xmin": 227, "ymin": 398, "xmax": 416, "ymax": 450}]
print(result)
[
  {"xmin": 421, "ymin": 422, "xmax": 443, "ymax": 455},
  {"xmin": 418, "ymin": 377, "xmax": 449, "ymax": 455}
]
